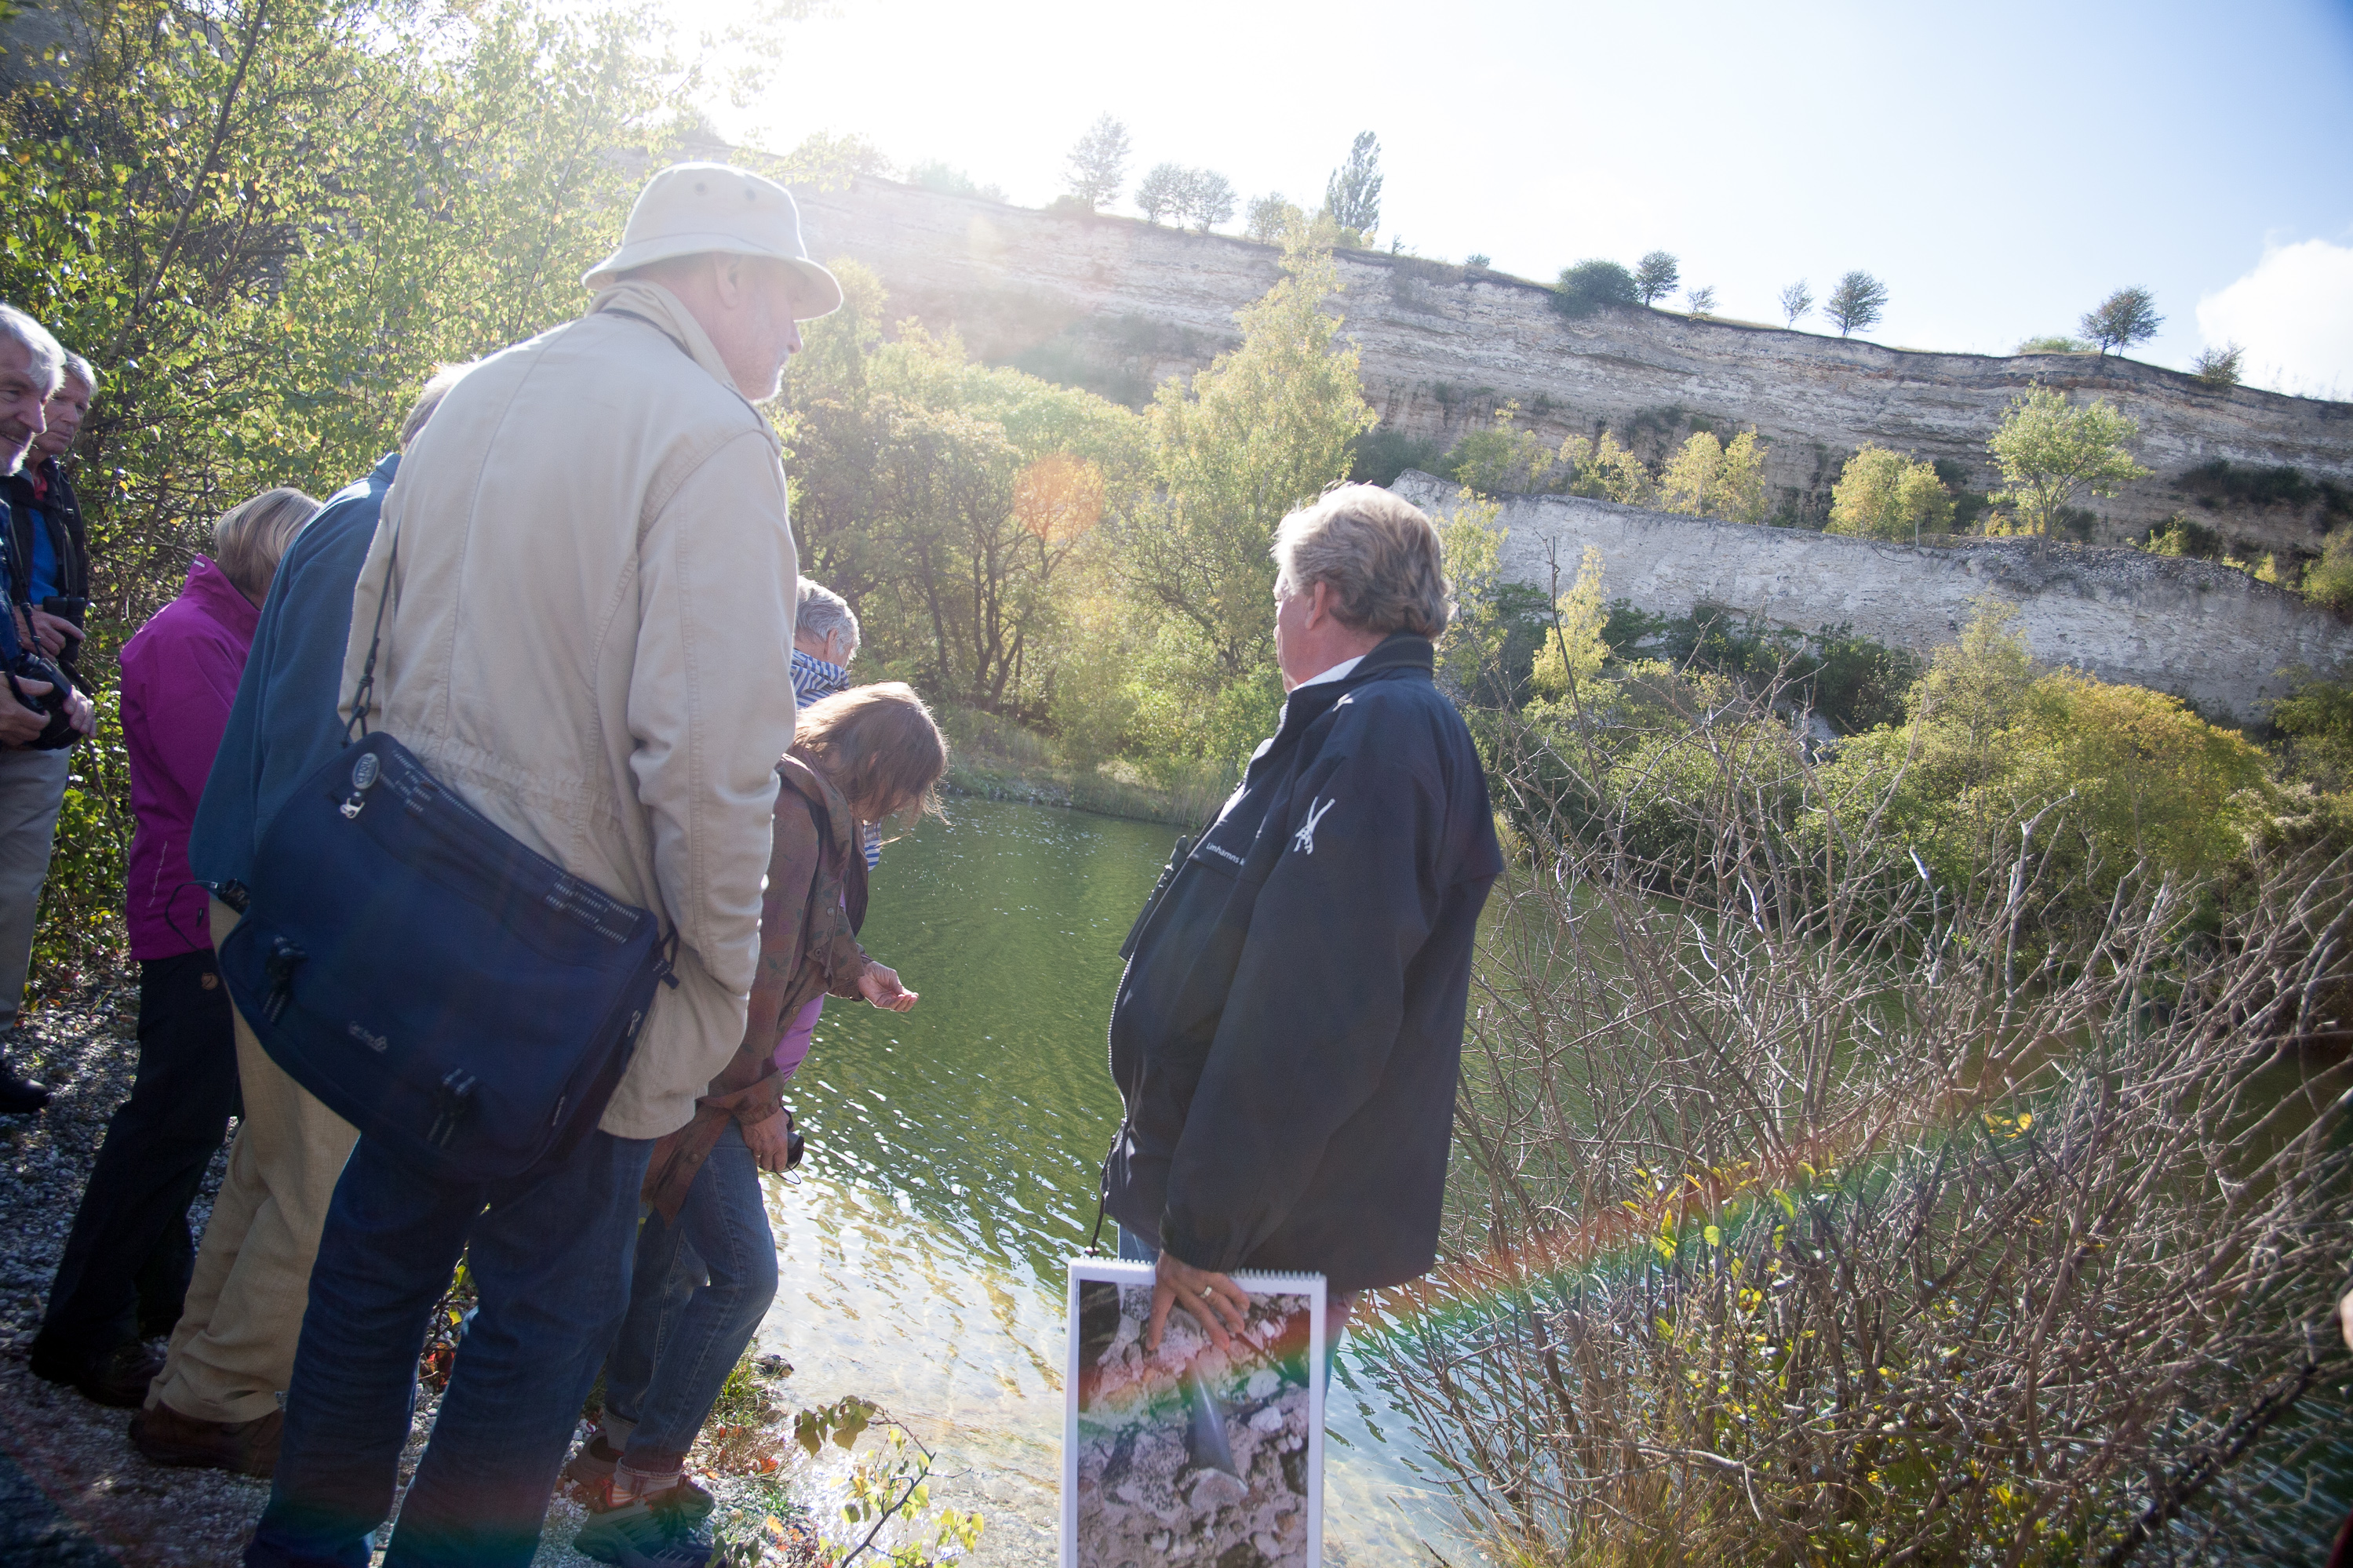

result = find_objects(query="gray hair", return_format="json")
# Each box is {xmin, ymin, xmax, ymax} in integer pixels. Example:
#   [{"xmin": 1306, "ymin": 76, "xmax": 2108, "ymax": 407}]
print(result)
[
  {"xmin": 60, "ymin": 353, "xmax": 97, "ymax": 394},
  {"xmin": 214, "ymin": 487, "xmax": 323, "ymax": 601},
  {"xmin": 796, "ymin": 578, "xmax": 860, "ymax": 657},
  {"xmin": 399, "ymin": 361, "xmax": 474, "ymax": 449},
  {"xmin": 1272, "ymin": 483, "xmax": 1452, "ymax": 639},
  {"xmin": 0, "ymin": 306, "xmax": 65, "ymax": 395}
]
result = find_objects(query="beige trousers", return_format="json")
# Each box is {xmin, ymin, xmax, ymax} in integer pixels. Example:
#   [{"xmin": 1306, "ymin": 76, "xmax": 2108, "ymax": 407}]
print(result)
[{"xmin": 147, "ymin": 900, "xmax": 359, "ymax": 1424}]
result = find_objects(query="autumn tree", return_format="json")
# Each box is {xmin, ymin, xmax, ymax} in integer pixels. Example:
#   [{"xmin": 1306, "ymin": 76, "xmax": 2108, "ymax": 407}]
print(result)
[
  {"xmin": 1825, "ymin": 271, "xmax": 1889, "ymax": 337},
  {"xmin": 1987, "ymin": 385, "xmax": 2147, "ymax": 547},
  {"xmin": 1827, "ymin": 445, "xmax": 1955, "ymax": 543},
  {"xmin": 1658, "ymin": 429, "xmax": 1768, "ymax": 522},
  {"xmin": 1634, "ymin": 251, "xmax": 1680, "ymax": 305},
  {"xmin": 1061, "ymin": 113, "xmax": 1129, "ymax": 211},
  {"xmin": 2081, "ymin": 286, "xmax": 2162, "ymax": 356}
]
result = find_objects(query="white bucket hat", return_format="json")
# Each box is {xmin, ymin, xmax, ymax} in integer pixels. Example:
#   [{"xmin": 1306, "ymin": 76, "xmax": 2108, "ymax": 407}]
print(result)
[{"xmin": 583, "ymin": 162, "xmax": 844, "ymax": 319}]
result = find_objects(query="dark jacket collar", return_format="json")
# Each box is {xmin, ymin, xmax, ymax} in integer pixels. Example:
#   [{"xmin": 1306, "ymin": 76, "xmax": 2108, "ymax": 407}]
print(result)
[{"xmin": 1273, "ymin": 633, "xmax": 1432, "ymax": 739}]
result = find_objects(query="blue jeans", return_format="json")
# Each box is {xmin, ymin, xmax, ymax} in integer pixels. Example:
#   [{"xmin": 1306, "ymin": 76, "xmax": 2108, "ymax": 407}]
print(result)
[
  {"xmin": 244, "ymin": 1128, "xmax": 652, "ymax": 1568},
  {"xmin": 603, "ymin": 1122, "xmax": 778, "ymax": 1470}
]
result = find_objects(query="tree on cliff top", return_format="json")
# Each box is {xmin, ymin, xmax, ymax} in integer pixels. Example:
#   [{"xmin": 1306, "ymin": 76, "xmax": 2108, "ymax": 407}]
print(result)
[
  {"xmin": 1062, "ymin": 114, "xmax": 1130, "ymax": 211},
  {"xmin": 1324, "ymin": 131, "xmax": 1382, "ymax": 239},
  {"xmin": 1179, "ymin": 169, "xmax": 1237, "ymax": 233},
  {"xmin": 1552, "ymin": 260, "xmax": 1639, "ymax": 318},
  {"xmin": 1825, "ymin": 271, "xmax": 1889, "ymax": 337},
  {"xmin": 1779, "ymin": 279, "xmax": 1813, "ymax": 327},
  {"xmin": 1634, "ymin": 251, "xmax": 1680, "ymax": 305},
  {"xmin": 1135, "ymin": 162, "xmax": 1185, "ymax": 224},
  {"xmin": 1987, "ymin": 384, "xmax": 2147, "ymax": 547},
  {"xmin": 2081, "ymin": 286, "xmax": 2162, "ymax": 356}
]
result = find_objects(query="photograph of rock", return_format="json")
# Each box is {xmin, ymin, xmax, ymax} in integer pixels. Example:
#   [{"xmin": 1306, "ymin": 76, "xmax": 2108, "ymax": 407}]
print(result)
[{"xmin": 1062, "ymin": 1260, "xmax": 1325, "ymax": 1568}]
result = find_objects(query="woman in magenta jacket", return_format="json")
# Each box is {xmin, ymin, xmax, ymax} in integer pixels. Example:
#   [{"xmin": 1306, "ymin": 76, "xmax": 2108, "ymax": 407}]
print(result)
[{"xmin": 29, "ymin": 487, "xmax": 319, "ymax": 1408}]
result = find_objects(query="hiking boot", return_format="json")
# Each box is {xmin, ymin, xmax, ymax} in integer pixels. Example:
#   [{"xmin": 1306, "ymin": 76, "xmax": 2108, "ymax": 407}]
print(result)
[
  {"xmin": 562, "ymin": 1433, "xmax": 625, "ymax": 1497},
  {"xmin": 0, "ymin": 1030, "xmax": 48, "ymax": 1114},
  {"xmin": 30, "ymin": 1338, "xmax": 166, "ymax": 1409},
  {"xmin": 129, "ymin": 1402, "xmax": 284, "ymax": 1477},
  {"xmin": 573, "ymin": 1482, "xmax": 719, "ymax": 1568}
]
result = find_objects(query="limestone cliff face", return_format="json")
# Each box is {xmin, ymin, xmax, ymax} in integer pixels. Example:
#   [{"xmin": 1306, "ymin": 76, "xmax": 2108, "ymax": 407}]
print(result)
[
  {"xmin": 1387, "ymin": 471, "xmax": 2353, "ymax": 723},
  {"xmin": 796, "ymin": 178, "xmax": 2353, "ymax": 558}
]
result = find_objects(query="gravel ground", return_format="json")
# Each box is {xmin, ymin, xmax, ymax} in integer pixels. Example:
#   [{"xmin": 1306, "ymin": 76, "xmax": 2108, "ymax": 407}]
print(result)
[{"xmin": 0, "ymin": 980, "xmax": 828, "ymax": 1568}]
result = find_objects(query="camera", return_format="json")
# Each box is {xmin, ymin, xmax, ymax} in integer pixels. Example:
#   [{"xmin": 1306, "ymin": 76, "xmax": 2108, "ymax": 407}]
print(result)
[
  {"xmin": 39, "ymin": 595, "xmax": 87, "ymax": 628},
  {"xmin": 6, "ymin": 647, "xmax": 79, "ymax": 750}
]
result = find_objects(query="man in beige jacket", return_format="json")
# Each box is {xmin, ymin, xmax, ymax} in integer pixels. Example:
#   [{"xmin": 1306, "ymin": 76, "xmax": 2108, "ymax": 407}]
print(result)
[{"xmin": 243, "ymin": 163, "xmax": 838, "ymax": 1568}]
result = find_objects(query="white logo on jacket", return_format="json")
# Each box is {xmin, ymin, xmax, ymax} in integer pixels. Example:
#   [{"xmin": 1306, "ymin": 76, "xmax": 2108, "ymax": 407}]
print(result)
[{"xmin": 1291, "ymin": 796, "xmax": 1335, "ymax": 854}]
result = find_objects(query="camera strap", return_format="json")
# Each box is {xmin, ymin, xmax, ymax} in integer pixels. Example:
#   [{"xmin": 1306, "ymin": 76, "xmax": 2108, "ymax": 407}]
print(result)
[{"xmin": 344, "ymin": 519, "xmax": 401, "ymax": 744}]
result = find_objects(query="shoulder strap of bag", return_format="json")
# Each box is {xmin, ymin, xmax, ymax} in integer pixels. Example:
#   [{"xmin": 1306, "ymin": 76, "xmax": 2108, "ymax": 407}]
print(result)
[{"xmin": 344, "ymin": 520, "xmax": 400, "ymax": 743}]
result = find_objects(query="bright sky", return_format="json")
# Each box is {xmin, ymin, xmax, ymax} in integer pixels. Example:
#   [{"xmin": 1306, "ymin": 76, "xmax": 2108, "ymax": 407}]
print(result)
[{"xmin": 683, "ymin": 0, "xmax": 2353, "ymax": 398}]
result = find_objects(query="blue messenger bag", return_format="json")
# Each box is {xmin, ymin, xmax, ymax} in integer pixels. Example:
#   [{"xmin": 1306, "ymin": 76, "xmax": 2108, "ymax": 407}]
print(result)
[{"xmin": 216, "ymin": 531, "xmax": 673, "ymax": 1182}]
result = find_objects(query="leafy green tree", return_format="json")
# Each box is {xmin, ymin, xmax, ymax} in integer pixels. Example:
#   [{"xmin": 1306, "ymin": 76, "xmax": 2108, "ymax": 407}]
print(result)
[
  {"xmin": 1634, "ymin": 250, "xmax": 1680, "ymax": 305},
  {"xmin": 1135, "ymin": 162, "xmax": 1186, "ymax": 224},
  {"xmin": 1179, "ymin": 169, "xmax": 1236, "ymax": 233},
  {"xmin": 908, "ymin": 161, "xmax": 1007, "ymax": 202},
  {"xmin": 1827, "ymin": 445, "xmax": 1955, "ymax": 542},
  {"xmin": 1824, "ymin": 271, "xmax": 1888, "ymax": 336},
  {"xmin": 1125, "ymin": 223, "xmax": 1374, "ymax": 682},
  {"xmin": 1061, "ymin": 113, "xmax": 1129, "ymax": 211},
  {"xmin": 2081, "ymin": 286, "xmax": 2162, "ymax": 355},
  {"xmin": 2193, "ymin": 340, "xmax": 2246, "ymax": 386},
  {"xmin": 1244, "ymin": 193, "xmax": 1301, "ymax": 244},
  {"xmin": 1323, "ymin": 130, "xmax": 1382, "ymax": 238},
  {"xmin": 1987, "ymin": 385, "xmax": 2147, "ymax": 545},
  {"xmin": 1445, "ymin": 403, "xmax": 1573, "ymax": 496},
  {"xmin": 1778, "ymin": 278, "xmax": 1812, "ymax": 327},
  {"xmin": 1552, "ymin": 260, "xmax": 1638, "ymax": 318}
]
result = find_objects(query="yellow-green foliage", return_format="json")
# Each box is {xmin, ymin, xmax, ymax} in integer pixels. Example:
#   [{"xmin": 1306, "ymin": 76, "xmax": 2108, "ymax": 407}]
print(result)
[
  {"xmin": 1986, "ymin": 384, "xmax": 2147, "ymax": 541},
  {"xmin": 1527, "ymin": 544, "xmax": 1610, "ymax": 697},
  {"xmin": 1825, "ymin": 603, "xmax": 2269, "ymax": 891},
  {"xmin": 2304, "ymin": 526, "xmax": 2353, "ymax": 614},
  {"xmin": 1656, "ymin": 428, "xmax": 1769, "ymax": 522},
  {"xmin": 1564, "ymin": 431, "xmax": 1653, "ymax": 507},
  {"xmin": 1827, "ymin": 445, "xmax": 1955, "ymax": 541},
  {"xmin": 1445, "ymin": 402, "xmax": 1576, "ymax": 496}
]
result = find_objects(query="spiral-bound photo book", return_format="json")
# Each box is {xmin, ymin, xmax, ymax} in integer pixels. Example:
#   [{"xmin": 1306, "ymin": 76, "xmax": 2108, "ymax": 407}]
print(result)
[{"xmin": 1062, "ymin": 1257, "xmax": 1326, "ymax": 1568}]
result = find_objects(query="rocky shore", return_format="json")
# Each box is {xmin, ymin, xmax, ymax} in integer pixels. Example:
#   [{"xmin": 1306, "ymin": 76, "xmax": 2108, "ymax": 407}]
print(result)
[{"xmin": 0, "ymin": 980, "xmax": 823, "ymax": 1568}]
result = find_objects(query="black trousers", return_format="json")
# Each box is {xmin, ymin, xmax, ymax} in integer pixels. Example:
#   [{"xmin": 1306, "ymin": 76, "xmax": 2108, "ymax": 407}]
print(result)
[{"xmin": 34, "ymin": 947, "xmax": 239, "ymax": 1367}]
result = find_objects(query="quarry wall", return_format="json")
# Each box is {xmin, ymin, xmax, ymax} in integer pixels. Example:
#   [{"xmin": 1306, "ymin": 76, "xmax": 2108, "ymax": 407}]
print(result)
[
  {"xmin": 1386, "ymin": 471, "xmax": 2353, "ymax": 723},
  {"xmin": 797, "ymin": 178, "xmax": 2353, "ymax": 558}
]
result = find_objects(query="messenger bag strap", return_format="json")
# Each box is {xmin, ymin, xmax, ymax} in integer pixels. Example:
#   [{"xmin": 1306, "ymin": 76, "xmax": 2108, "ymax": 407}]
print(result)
[{"xmin": 344, "ymin": 520, "xmax": 401, "ymax": 743}]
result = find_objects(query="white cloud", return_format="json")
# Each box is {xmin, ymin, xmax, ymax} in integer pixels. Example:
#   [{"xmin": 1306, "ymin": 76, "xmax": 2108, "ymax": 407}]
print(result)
[{"xmin": 2196, "ymin": 238, "xmax": 2353, "ymax": 399}]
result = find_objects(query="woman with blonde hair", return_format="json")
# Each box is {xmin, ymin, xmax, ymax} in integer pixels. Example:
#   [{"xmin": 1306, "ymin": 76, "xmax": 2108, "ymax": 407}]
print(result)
[
  {"xmin": 568, "ymin": 682, "xmax": 948, "ymax": 1568},
  {"xmin": 29, "ymin": 486, "xmax": 319, "ymax": 1407}
]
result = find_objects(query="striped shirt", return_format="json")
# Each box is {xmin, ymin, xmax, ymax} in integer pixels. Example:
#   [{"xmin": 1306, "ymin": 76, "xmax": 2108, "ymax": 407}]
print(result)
[{"xmin": 789, "ymin": 649, "xmax": 881, "ymax": 868}]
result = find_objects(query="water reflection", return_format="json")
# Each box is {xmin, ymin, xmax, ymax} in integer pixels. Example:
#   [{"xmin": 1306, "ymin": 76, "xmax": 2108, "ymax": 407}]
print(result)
[{"xmin": 754, "ymin": 799, "xmax": 1476, "ymax": 1564}]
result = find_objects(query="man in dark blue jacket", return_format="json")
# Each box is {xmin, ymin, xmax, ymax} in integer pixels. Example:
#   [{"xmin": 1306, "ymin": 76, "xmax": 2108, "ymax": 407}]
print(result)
[
  {"xmin": 128, "ymin": 365, "xmax": 468, "ymax": 1476},
  {"xmin": 1104, "ymin": 483, "xmax": 1501, "ymax": 1348}
]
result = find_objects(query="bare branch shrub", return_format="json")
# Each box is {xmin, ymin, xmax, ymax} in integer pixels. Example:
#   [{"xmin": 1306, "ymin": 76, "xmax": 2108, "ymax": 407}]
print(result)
[{"xmin": 1370, "ymin": 654, "xmax": 2353, "ymax": 1566}]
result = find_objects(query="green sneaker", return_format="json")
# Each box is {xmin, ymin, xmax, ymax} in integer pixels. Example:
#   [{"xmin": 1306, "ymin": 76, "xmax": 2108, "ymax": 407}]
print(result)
[{"xmin": 574, "ymin": 1483, "xmax": 719, "ymax": 1568}]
